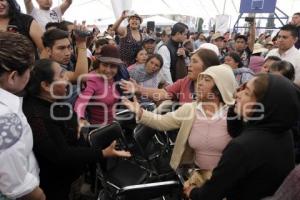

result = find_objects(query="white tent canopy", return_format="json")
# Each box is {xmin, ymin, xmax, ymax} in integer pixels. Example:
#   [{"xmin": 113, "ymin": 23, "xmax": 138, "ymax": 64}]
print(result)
[
  {"xmin": 141, "ymin": 16, "xmax": 178, "ymax": 26},
  {"xmin": 16, "ymin": 0, "xmax": 300, "ymax": 26}
]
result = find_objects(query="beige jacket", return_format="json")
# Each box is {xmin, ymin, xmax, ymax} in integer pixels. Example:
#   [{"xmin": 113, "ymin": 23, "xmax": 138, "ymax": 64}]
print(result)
[{"xmin": 138, "ymin": 102, "xmax": 198, "ymax": 170}]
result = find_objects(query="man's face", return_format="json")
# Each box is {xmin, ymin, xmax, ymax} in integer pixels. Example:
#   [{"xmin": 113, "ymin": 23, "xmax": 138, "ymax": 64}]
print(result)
[
  {"xmin": 277, "ymin": 30, "xmax": 297, "ymax": 52},
  {"xmin": 143, "ymin": 40, "xmax": 156, "ymax": 55},
  {"xmin": 36, "ymin": 0, "xmax": 52, "ymax": 10},
  {"xmin": 292, "ymin": 14, "xmax": 300, "ymax": 26},
  {"xmin": 175, "ymin": 29, "xmax": 188, "ymax": 43},
  {"xmin": 213, "ymin": 38, "xmax": 225, "ymax": 49},
  {"xmin": 107, "ymin": 27, "xmax": 115, "ymax": 37},
  {"xmin": 235, "ymin": 38, "xmax": 247, "ymax": 52},
  {"xmin": 47, "ymin": 38, "xmax": 72, "ymax": 65}
]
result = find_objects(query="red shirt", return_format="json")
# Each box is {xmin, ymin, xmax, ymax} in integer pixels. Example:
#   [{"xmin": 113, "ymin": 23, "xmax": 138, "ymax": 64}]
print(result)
[{"xmin": 165, "ymin": 77, "xmax": 194, "ymax": 103}]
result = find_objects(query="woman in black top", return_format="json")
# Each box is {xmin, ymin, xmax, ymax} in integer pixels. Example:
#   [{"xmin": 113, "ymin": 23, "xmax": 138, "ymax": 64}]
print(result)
[
  {"xmin": 23, "ymin": 59, "xmax": 130, "ymax": 200},
  {"xmin": 0, "ymin": 0, "xmax": 44, "ymax": 53},
  {"xmin": 184, "ymin": 73, "xmax": 300, "ymax": 200}
]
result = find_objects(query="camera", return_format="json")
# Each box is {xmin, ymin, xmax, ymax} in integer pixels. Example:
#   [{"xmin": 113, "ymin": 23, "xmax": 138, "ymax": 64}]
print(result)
[
  {"xmin": 245, "ymin": 17, "xmax": 255, "ymax": 23},
  {"xmin": 73, "ymin": 29, "xmax": 93, "ymax": 37}
]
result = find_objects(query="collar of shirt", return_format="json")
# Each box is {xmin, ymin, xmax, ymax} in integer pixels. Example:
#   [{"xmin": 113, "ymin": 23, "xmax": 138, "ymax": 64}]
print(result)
[
  {"xmin": 196, "ymin": 102, "xmax": 228, "ymax": 120},
  {"xmin": 278, "ymin": 46, "xmax": 297, "ymax": 57},
  {"xmin": 0, "ymin": 88, "xmax": 22, "ymax": 114}
]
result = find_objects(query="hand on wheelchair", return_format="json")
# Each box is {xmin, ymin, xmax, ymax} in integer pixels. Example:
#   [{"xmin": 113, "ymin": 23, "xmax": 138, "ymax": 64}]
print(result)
[
  {"xmin": 122, "ymin": 95, "xmax": 143, "ymax": 119},
  {"xmin": 102, "ymin": 140, "xmax": 131, "ymax": 158}
]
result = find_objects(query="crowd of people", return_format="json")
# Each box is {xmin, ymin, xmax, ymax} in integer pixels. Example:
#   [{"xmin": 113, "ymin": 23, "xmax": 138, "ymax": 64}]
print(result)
[{"xmin": 1, "ymin": 0, "xmax": 300, "ymax": 199}]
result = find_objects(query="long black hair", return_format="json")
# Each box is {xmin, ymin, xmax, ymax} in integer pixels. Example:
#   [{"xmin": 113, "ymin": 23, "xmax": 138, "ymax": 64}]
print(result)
[
  {"xmin": 7, "ymin": 0, "xmax": 21, "ymax": 18},
  {"xmin": 26, "ymin": 59, "xmax": 55, "ymax": 96},
  {"xmin": 227, "ymin": 52, "xmax": 243, "ymax": 68}
]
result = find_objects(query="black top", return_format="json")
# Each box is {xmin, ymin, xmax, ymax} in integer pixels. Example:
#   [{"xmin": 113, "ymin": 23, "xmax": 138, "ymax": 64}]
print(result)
[
  {"xmin": 23, "ymin": 96, "xmax": 103, "ymax": 200},
  {"xmin": 191, "ymin": 74, "xmax": 300, "ymax": 200},
  {"xmin": 166, "ymin": 38, "xmax": 182, "ymax": 82},
  {"xmin": 295, "ymin": 26, "xmax": 300, "ymax": 49},
  {"xmin": 9, "ymin": 13, "xmax": 34, "ymax": 45}
]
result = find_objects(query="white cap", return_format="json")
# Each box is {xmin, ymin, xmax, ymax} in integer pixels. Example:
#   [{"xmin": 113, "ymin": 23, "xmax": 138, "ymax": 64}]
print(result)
[{"xmin": 198, "ymin": 43, "xmax": 220, "ymax": 56}]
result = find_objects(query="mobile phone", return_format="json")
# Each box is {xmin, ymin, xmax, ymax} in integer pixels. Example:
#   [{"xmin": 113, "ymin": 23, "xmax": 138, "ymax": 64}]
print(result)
[{"xmin": 7, "ymin": 25, "xmax": 18, "ymax": 33}]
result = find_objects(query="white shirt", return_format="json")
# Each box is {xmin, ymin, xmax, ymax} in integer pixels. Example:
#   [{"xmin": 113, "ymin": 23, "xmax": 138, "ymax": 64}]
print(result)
[
  {"xmin": 196, "ymin": 103, "xmax": 228, "ymax": 120},
  {"xmin": 0, "ymin": 89, "xmax": 39, "ymax": 199},
  {"xmin": 266, "ymin": 46, "xmax": 300, "ymax": 82},
  {"xmin": 30, "ymin": 6, "xmax": 62, "ymax": 30},
  {"xmin": 155, "ymin": 40, "xmax": 173, "ymax": 85}
]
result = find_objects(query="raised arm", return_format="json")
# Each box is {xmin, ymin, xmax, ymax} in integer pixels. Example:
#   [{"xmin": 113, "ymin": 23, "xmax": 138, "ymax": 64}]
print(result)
[
  {"xmin": 248, "ymin": 22, "xmax": 256, "ymax": 52},
  {"xmin": 29, "ymin": 20, "xmax": 45, "ymax": 54},
  {"xmin": 64, "ymin": 25, "xmax": 88, "ymax": 82},
  {"xmin": 111, "ymin": 10, "xmax": 128, "ymax": 37},
  {"xmin": 24, "ymin": 0, "xmax": 34, "ymax": 14},
  {"xmin": 120, "ymin": 79, "xmax": 172, "ymax": 102},
  {"xmin": 60, "ymin": 0, "xmax": 73, "ymax": 15}
]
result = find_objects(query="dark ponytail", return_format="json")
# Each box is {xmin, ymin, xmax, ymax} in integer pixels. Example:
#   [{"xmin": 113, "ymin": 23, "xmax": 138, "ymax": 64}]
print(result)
[{"xmin": 26, "ymin": 59, "xmax": 55, "ymax": 96}]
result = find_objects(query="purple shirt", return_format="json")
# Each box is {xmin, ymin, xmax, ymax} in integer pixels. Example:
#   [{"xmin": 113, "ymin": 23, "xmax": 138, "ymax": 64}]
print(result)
[{"xmin": 74, "ymin": 71, "xmax": 120, "ymax": 125}]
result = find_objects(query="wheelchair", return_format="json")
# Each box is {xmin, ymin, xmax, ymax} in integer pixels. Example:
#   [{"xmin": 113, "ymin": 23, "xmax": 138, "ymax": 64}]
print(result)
[{"xmin": 87, "ymin": 121, "xmax": 184, "ymax": 200}]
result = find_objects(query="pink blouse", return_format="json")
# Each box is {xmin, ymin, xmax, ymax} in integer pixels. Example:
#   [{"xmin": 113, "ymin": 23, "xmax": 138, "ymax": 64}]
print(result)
[
  {"xmin": 74, "ymin": 71, "xmax": 120, "ymax": 125},
  {"xmin": 188, "ymin": 105, "xmax": 232, "ymax": 170}
]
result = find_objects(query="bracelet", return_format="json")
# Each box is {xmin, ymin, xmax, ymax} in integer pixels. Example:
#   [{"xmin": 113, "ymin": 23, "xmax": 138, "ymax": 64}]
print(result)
[{"xmin": 77, "ymin": 47, "xmax": 86, "ymax": 50}]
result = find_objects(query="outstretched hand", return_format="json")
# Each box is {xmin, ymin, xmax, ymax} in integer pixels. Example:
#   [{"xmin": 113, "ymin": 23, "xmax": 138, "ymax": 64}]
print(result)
[
  {"xmin": 122, "ymin": 95, "xmax": 142, "ymax": 114},
  {"xmin": 120, "ymin": 78, "xmax": 139, "ymax": 94},
  {"xmin": 102, "ymin": 141, "xmax": 131, "ymax": 158}
]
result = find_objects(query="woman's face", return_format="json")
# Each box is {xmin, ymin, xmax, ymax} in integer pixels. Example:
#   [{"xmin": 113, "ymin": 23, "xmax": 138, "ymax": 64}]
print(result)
[
  {"xmin": 224, "ymin": 56, "xmax": 239, "ymax": 69},
  {"xmin": 188, "ymin": 54, "xmax": 205, "ymax": 81},
  {"xmin": 234, "ymin": 78, "xmax": 257, "ymax": 119},
  {"xmin": 136, "ymin": 49, "xmax": 148, "ymax": 64},
  {"xmin": 0, "ymin": 0, "xmax": 9, "ymax": 18},
  {"xmin": 129, "ymin": 16, "xmax": 140, "ymax": 30},
  {"xmin": 50, "ymin": 62, "xmax": 69, "ymax": 98},
  {"xmin": 145, "ymin": 57, "xmax": 161, "ymax": 75},
  {"xmin": 97, "ymin": 62, "xmax": 118, "ymax": 80},
  {"xmin": 197, "ymin": 75, "xmax": 216, "ymax": 102}
]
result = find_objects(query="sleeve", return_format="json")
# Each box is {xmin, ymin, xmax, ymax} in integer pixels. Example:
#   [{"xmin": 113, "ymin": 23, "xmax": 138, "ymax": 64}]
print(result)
[
  {"xmin": 29, "ymin": 7, "xmax": 37, "ymax": 16},
  {"xmin": 0, "ymin": 113, "xmax": 39, "ymax": 199},
  {"xmin": 74, "ymin": 77, "xmax": 97, "ymax": 119},
  {"xmin": 241, "ymin": 71, "xmax": 254, "ymax": 84},
  {"xmin": 158, "ymin": 46, "xmax": 173, "ymax": 84},
  {"xmin": 29, "ymin": 116, "xmax": 103, "ymax": 168},
  {"xmin": 190, "ymin": 141, "xmax": 249, "ymax": 200},
  {"xmin": 226, "ymin": 106, "xmax": 244, "ymax": 138},
  {"xmin": 53, "ymin": 6, "xmax": 62, "ymax": 20},
  {"xmin": 137, "ymin": 103, "xmax": 191, "ymax": 131},
  {"xmin": 164, "ymin": 79, "xmax": 183, "ymax": 101}
]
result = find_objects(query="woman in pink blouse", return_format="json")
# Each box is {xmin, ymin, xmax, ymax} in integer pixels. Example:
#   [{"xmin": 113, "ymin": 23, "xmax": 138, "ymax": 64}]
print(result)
[
  {"xmin": 74, "ymin": 45, "xmax": 122, "ymax": 126},
  {"xmin": 123, "ymin": 64, "xmax": 238, "ymax": 186}
]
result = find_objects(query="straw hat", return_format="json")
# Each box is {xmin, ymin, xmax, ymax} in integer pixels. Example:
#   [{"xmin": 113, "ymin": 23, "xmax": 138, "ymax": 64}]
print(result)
[{"xmin": 252, "ymin": 43, "xmax": 268, "ymax": 54}]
